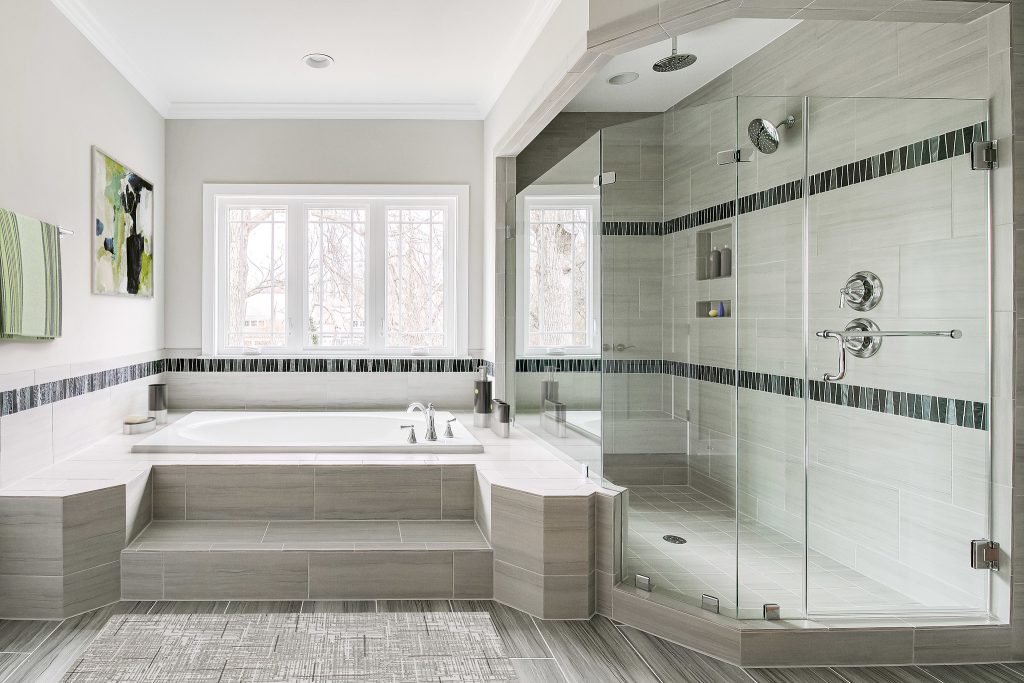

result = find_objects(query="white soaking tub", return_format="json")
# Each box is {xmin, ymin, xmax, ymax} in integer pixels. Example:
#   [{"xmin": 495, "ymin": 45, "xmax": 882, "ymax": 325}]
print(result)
[{"xmin": 131, "ymin": 411, "xmax": 484, "ymax": 454}]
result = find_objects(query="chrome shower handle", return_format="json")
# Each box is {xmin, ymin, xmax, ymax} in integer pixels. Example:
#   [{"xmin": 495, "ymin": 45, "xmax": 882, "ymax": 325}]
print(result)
[
  {"xmin": 816, "ymin": 330, "xmax": 847, "ymax": 382},
  {"xmin": 400, "ymin": 424, "xmax": 417, "ymax": 444}
]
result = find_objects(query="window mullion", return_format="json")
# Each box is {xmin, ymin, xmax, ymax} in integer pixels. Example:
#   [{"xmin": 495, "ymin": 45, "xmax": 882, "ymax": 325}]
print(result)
[
  {"xmin": 286, "ymin": 200, "xmax": 305, "ymax": 353},
  {"xmin": 369, "ymin": 200, "xmax": 386, "ymax": 355}
]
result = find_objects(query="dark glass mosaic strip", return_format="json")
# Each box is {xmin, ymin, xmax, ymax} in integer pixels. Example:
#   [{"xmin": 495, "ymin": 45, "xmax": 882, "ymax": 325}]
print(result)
[
  {"xmin": 737, "ymin": 180, "xmax": 804, "ymax": 215},
  {"xmin": 601, "ymin": 221, "xmax": 663, "ymax": 236},
  {"xmin": 663, "ymin": 200, "xmax": 736, "ymax": 236},
  {"xmin": 738, "ymin": 369, "xmax": 804, "ymax": 398},
  {"xmin": 603, "ymin": 359, "xmax": 665, "ymax": 374},
  {"xmin": 0, "ymin": 360, "xmax": 164, "ymax": 417},
  {"xmin": 808, "ymin": 379, "xmax": 987, "ymax": 431},
  {"xmin": 808, "ymin": 122, "xmax": 986, "ymax": 196},
  {"xmin": 165, "ymin": 357, "xmax": 491, "ymax": 373},
  {"xmin": 516, "ymin": 358, "xmax": 602, "ymax": 373}
]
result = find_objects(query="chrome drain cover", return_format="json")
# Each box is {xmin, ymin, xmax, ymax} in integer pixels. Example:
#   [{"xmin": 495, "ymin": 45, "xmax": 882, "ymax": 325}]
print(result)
[{"xmin": 662, "ymin": 535, "xmax": 687, "ymax": 544}]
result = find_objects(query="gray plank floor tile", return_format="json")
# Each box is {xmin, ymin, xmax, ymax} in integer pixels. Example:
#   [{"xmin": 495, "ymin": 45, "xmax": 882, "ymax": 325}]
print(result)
[
  {"xmin": 148, "ymin": 601, "xmax": 229, "ymax": 615},
  {"xmin": 531, "ymin": 616, "xmax": 660, "ymax": 682},
  {"xmin": 747, "ymin": 668, "xmax": 847, "ymax": 682},
  {"xmin": 112, "ymin": 601, "xmax": 155, "ymax": 615},
  {"xmin": 300, "ymin": 600, "xmax": 377, "ymax": 613},
  {"xmin": 0, "ymin": 620, "xmax": 58, "ymax": 653},
  {"xmin": 511, "ymin": 658, "xmax": 568, "ymax": 682},
  {"xmin": 0, "ymin": 653, "xmax": 27, "ymax": 682},
  {"xmin": 922, "ymin": 665, "xmax": 1024, "ymax": 682},
  {"xmin": 399, "ymin": 521, "xmax": 487, "ymax": 543},
  {"xmin": 224, "ymin": 601, "xmax": 304, "ymax": 614},
  {"xmin": 377, "ymin": 600, "xmax": 452, "ymax": 612},
  {"xmin": 618, "ymin": 623, "xmax": 752, "ymax": 682},
  {"xmin": 264, "ymin": 521, "xmax": 400, "ymax": 542},
  {"xmin": 4, "ymin": 605, "xmax": 115, "ymax": 683},
  {"xmin": 835, "ymin": 667, "xmax": 946, "ymax": 682},
  {"xmin": 451, "ymin": 600, "xmax": 552, "ymax": 658}
]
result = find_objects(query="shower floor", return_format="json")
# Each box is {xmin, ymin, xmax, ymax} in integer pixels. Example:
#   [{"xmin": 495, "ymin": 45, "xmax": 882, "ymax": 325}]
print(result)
[{"xmin": 625, "ymin": 485, "xmax": 921, "ymax": 619}]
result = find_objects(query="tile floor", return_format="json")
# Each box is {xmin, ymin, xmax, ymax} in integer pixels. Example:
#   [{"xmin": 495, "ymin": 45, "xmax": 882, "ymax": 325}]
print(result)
[
  {"xmin": 626, "ymin": 485, "xmax": 922, "ymax": 619},
  {"xmin": 0, "ymin": 600, "xmax": 1020, "ymax": 682}
]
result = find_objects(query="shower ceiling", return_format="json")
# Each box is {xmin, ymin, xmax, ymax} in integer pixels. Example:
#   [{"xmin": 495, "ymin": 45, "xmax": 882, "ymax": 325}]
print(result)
[{"xmin": 565, "ymin": 18, "xmax": 799, "ymax": 113}]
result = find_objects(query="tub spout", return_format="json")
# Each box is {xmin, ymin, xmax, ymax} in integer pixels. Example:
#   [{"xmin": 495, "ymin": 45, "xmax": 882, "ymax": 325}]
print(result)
[{"xmin": 407, "ymin": 402, "xmax": 438, "ymax": 441}]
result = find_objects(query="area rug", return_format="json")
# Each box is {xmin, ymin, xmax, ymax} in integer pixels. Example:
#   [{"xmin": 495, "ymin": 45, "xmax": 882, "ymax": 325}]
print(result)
[{"xmin": 61, "ymin": 612, "xmax": 518, "ymax": 682}]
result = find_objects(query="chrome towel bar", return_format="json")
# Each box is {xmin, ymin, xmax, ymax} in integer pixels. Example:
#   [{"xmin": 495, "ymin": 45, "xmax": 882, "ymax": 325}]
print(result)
[{"xmin": 815, "ymin": 326, "xmax": 962, "ymax": 382}]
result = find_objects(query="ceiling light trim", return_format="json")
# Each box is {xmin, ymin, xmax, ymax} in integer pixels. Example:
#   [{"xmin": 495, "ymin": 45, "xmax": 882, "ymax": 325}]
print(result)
[
  {"xmin": 49, "ymin": 0, "xmax": 170, "ymax": 116},
  {"xmin": 165, "ymin": 102, "xmax": 485, "ymax": 120}
]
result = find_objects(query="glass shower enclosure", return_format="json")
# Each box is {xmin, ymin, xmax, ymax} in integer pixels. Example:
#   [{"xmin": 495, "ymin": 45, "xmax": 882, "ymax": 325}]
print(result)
[{"xmin": 601, "ymin": 96, "xmax": 993, "ymax": 620}]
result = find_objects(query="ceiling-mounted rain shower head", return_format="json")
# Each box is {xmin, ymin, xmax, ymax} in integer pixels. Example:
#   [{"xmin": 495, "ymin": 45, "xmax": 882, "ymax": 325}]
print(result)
[
  {"xmin": 748, "ymin": 115, "xmax": 796, "ymax": 154},
  {"xmin": 653, "ymin": 36, "xmax": 697, "ymax": 73}
]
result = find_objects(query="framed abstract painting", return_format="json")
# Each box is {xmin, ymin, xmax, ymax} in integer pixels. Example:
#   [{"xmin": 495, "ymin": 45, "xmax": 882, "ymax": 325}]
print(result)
[{"xmin": 91, "ymin": 147, "xmax": 154, "ymax": 297}]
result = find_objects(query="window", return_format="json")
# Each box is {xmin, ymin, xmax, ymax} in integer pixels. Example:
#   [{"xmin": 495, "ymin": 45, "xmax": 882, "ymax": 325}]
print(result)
[
  {"xmin": 517, "ymin": 191, "xmax": 600, "ymax": 357},
  {"xmin": 204, "ymin": 185, "xmax": 468, "ymax": 357}
]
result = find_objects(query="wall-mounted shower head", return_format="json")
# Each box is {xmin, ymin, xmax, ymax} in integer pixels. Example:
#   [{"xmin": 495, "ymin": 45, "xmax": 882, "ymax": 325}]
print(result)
[
  {"xmin": 748, "ymin": 115, "xmax": 796, "ymax": 154},
  {"xmin": 653, "ymin": 36, "xmax": 697, "ymax": 73}
]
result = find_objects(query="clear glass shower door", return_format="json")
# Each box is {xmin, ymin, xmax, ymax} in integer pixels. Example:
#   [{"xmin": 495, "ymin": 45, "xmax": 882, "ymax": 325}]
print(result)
[{"xmin": 804, "ymin": 97, "xmax": 992, "ymax": 616}]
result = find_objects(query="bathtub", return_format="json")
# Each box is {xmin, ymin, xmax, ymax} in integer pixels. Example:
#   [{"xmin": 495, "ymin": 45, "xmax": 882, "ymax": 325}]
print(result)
[{"xmin": 131, "ymin": 411, "xmax": 484, "ymax": 454}]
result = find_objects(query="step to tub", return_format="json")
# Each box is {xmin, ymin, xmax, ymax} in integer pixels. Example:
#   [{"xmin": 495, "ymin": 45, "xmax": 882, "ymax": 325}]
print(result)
[{"xmin": 121, "ymin": 520, "xmax": 493, "ymax": 601}]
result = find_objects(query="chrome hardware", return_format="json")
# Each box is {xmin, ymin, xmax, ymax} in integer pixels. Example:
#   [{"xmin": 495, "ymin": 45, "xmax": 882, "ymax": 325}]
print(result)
[
  {"xmin": 817, "ymin": 319, "xmax": 962, "ymax": 382},
  {"xmin": 763, "ymin": 604, "xmax": 781, "ymax": 621},
  {"xmin": 971, "ymin": 140, "xmax": 998, "ymax": 170},
  {"xmin": 716, "ymin": 148, "xmax": 754, "ymax": 165},
  {"xmin": 444, "ymin": 417, "xmax": 456, "ymax": 439},
  {"xmin": 971, "ymin": 539, "xmax": 1000, "ymax": 570},
  {"xmin": 839, "ymin": 271, "xmax": 883, "ymax": 311},
  {"xmin": 593, "ymin": 171, "xmax": 617, "ymax": 188},
  {"xmin": 701, "ymin": 594, "xmax": 720, "ymax": 614},
  {"xmin": 602, "ymin": 343, "xmax": 636, "ymax": 352},
  {"xmin": 407, "ymin": 402, "xmax": 438, "ymax": 441},
  {"xmin": 635, "ymin": 574, "xmax": 653, "ymax": 592},
  {"xmin": 400, "ymin": 424, "xmax": 417, "ymax": 444}
]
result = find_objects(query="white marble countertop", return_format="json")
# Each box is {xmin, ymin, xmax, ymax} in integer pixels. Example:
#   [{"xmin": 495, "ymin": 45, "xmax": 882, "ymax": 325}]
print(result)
[{"xmin": 0, "ymin": 411, "xmax": 610, "ymax": 498}]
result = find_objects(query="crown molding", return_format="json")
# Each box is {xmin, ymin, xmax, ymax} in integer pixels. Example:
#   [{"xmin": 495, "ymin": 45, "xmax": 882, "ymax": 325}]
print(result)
[
  {"xmin": 165, "ymin": 102, "xmax": 484, "ymax": 120},
  {"xmin": 49, "ymin": 0, "xmax": 170, "ymax": 116},
  {"xmin": 477, "ymin": 0, "xmax": 562, "ymax": 117}
]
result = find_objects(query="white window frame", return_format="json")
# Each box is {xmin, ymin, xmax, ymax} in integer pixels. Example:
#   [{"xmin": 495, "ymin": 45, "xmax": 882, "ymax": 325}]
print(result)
[
  {"xmin": 202, "ymin": 184, "xmax": 469, "ymax": 357},
  {"xmin": 516, "ymin": 186, "xmax": 601, "ymax": 358}
]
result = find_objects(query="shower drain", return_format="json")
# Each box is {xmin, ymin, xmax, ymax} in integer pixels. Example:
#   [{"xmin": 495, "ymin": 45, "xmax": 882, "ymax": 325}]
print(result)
[{"xmin": 662, "ymin": 534, "xmax": 687, "ymax": 545}]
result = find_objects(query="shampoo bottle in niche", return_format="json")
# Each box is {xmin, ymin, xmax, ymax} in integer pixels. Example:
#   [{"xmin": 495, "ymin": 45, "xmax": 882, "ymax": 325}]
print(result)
[
  {"xmin": 720, "ymin": 245, "xmax": 732, "ymax": 277},
  {"xmin": 473, "ymin": 366, "xmax": 493, "ymax": 427},
  {"xmin": 541, "ymin": 365, "xmax": 559, "ymax": 405},
  {"xmin": 709, "ymin": 247, "xmax": 722, "ymax": 278}
]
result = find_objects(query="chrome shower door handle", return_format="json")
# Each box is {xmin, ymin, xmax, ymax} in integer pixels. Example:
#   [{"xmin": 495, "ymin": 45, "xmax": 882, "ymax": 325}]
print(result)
[{"xmin": 816, "ymin": 330, "xmax": 847, "ymax": 382}]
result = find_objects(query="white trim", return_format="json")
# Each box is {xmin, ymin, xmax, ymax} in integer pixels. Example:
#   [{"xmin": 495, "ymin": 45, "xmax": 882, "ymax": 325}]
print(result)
[
  {"xmin": 166, "ymin": 102, "xmax": 484, "ymax": 120},
  {"xmin": 202, "ymin": 184, "xmax": 470, "ymax": 358},
  {"xmin": 49, "ymin": 0, "xmax": 171, "ymax": 116},
  {"xmin": 515, "ymin": 184, "xmax": 601, "ymax": 359}
]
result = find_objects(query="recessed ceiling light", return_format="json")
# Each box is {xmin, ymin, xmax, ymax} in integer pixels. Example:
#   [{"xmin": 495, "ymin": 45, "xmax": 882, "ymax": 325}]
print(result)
[
  {"xmin": 302, "ymin": 53, "xmax": 335, "ymax": 69},
  {"xmin": 608, "ymin": 72, "xmax": 639, "ymax": 85}
]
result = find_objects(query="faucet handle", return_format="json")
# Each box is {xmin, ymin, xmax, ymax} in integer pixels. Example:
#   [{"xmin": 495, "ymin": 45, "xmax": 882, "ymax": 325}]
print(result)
[
  {"xmin": 400, "ymin": 424, "xmax": 417, "ymax": 444},
  {"xmin": 444, "ymin": 417, "xmax": 456, "ymax": 439}
]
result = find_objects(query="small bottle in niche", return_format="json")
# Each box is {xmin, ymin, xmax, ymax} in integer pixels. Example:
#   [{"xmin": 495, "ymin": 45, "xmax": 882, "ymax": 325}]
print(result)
[
  {"xmin": 720, "ymin": 245, "xmax": 732, "ymax": 277},
  {"xmin": 709, "ymin": 248, "xmax": 722, "ymax": 278},
  {"xmin": 718, "ymin": 301, "xmax": 726, "ymax": 317}
]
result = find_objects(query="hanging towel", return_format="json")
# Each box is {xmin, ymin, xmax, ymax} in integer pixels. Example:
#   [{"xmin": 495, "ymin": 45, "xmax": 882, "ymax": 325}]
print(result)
[{"xmin": 0, "ymin": 208, "xmax": 62, "ymax": 339}]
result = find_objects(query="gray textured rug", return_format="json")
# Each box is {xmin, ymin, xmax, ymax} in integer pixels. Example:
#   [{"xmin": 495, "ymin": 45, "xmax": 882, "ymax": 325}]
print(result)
[{"xmin": 62, "ymin": 612, "xmax": 518, "ymax": 682}]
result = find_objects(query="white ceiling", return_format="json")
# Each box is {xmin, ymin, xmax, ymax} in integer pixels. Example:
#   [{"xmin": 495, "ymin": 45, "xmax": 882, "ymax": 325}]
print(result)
[
  {"xmin": 565, "ymin": 19, "xmax": 800, "ymax": 113},
  {"xmin": 52, "ymin": 0, "xmax": 560, "ymax": 119}
]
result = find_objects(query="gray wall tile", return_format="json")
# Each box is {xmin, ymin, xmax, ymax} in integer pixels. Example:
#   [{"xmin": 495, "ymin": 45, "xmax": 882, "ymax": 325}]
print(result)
[
  {"xmin": 308, "ymin": 551, "xmax": 454, "ymax": 599},
  {"xmin": 186, "ymin": 466, "xmax": 313, "ymax": 520},
  {"xmin": 314, "ymin": 466, "xmax": 442, "ymax": 520},
  {"xmin": 163, "ymin": 551, "xmax": 309, "ymax": 600}
]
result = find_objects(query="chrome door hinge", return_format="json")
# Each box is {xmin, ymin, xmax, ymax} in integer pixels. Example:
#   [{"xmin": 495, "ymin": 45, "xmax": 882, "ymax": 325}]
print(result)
[
  {"xmin": 971, "ymin": 140, "xmax": 998, "ymax": 170},
  {"xmin": 971, "ymin": 539, "xmax": 999, "ymax": 570},
  {"xmin": 593, "ymin": 171, "xmax": 616, "ymax": 188},
  {"xmin": 717, "ymin": 148, "xmax": 754, "ymax": 165}
]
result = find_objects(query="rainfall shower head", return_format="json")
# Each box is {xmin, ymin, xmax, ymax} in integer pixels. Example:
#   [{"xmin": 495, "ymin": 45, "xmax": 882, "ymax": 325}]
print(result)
[
  {"xmin": 748, "ymin": 115, "xmax": 796, "ymax": 154},
  {"xmin": 653, "ymin": 36, "xmax": 697, "ymax": 73}
]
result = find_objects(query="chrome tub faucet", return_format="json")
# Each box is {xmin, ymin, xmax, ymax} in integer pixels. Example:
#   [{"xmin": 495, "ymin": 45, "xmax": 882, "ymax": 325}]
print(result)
[{"xmin": 407, "ymin": 402, "xmax": 438, "ymax": 441}]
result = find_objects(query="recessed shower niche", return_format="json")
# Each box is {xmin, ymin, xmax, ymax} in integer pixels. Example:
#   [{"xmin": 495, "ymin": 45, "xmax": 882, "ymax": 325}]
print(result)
[{"xmin": 696, "ymin": 223, "xmax": 733, "ymax": 281}]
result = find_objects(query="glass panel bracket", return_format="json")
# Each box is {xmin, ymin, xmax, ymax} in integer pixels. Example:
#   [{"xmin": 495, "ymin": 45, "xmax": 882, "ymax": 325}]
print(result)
[
  {"xmin": 971, "ymin": 539, "xmax": 1000, "ymax": 571},
  {"xmin": 971, "ymin": 140, "xmax": 998, "ymax": 170}
]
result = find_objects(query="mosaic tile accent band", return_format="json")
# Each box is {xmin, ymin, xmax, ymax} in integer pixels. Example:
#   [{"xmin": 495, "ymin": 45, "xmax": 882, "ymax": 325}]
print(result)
[
  {"xmin": 63, "ymin": 612, "xmax": 515, "ymax": 682},
  {"xmin": 602, "ymin": 221, "xmax": 662, "ymax": 236},
  {"xmin": 516, "ymin": 358, "xmax": 602, "ymax": 372},
  {"xmin": 620, "ymin": 121, "xmax": 986, "ymax": 237},
  {"xmin": 1, "ymin": 357, "xmax": 493, "ymax": 416},
  {"xmin": 0, "ymin": 360, "xmax": 163, "ymax": 417},
  {"xmin": 538, "ymin": 358, "xmax": 987, "ymax": 430},
  {"xmin": 167, "ymin": 357, "xmax": 492, "ymax": 373}
]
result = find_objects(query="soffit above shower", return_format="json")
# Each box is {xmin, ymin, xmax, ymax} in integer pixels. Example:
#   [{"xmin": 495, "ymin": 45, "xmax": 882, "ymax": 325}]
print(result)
[
  {"xmin": 565, "ymin": 18, "xmax": 800, "ymax": 113},
  {"xmin": 49, "ymin": 0, "xmax": 560, "ymax": 119}
]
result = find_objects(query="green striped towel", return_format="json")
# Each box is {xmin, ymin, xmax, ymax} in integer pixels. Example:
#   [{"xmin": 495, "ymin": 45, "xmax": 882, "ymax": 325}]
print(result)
[{"xmin": 0, "ymin": 208, "xmax": 62, "ymax": 339}]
